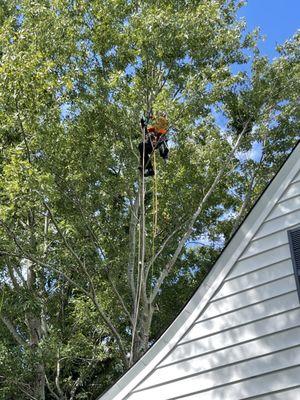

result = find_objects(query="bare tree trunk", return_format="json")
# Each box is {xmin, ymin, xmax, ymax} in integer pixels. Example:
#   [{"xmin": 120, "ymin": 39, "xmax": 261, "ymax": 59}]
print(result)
[
  {"xmin": 26, "ymin": 211, "xmax": 45, "ymax": 400},
  {"xmin": 127, "ymin": 190, "xmax": 140, "ymax": 303},
  {"xmin": 26, "ymin": 260, "xmax": 45, "ymax": 400},
  {"xmin": 131, "ymin": 299, "xmax": 154, "ymax": 364},
  {"xmin": 129, "ymin": 174, "xmax": 146, "ymax": 365}
]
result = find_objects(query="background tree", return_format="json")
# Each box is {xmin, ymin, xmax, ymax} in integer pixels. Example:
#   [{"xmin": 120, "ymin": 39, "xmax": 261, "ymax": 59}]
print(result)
[{"xmin": 0, "ymin": 1, "xmax": 299, "ymax": 399}]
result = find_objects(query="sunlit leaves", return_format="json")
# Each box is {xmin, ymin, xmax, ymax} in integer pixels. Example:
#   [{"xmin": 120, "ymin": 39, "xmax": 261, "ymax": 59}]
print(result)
[{"xmin": 0, "ymin": 1, "xmax": 299, "ymax": 398}]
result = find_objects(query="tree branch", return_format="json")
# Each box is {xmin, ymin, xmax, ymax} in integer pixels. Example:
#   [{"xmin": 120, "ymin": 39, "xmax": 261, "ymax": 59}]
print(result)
[
  {"xmin": 55, "ymin": 353, "xmax": 65, "ymax": 400},
  {"xmin": 43, "ymin": 202, "xmax": 86, "ymax": 271},
  {"xmin": 45, "ymin": 374, "xmax": 60, "ymax": 400},
  {"xmin": 6, "ymin": 259, "xmax": 20, "ymax": 289},
  {"xmin": 107, "ymin": 272, "xmax": 135, "ymax": 326},
  {"xmin": 145, "ymin": 225, "xmax": 181, "ymax": 281},
  {"xmin": 69, "ymin": 357, "xmax": 98, "ymax": 400},
  {"xmin": 13, "ymin": 264, "xmax": 27, "ymax": 286},
  {"xmin": 15, "ymin": 97, "xmax": 31, "ymax": 164},
  {"xmin": 2, "ymin": 242, "xmax": 129, "ymax": 368},
  {"xmin": 74, "ymin": 258, "xmax": 130, "ymax": 369},
  {"xmin": 1, "ymin": 314, "xmax": 28, "ymax": 347}
]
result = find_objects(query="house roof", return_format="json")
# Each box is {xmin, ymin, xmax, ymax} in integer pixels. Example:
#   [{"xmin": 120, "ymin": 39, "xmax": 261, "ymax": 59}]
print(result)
[{"xmin": 99, "ymin": 140, "xmax": 300, "ymax": 400}]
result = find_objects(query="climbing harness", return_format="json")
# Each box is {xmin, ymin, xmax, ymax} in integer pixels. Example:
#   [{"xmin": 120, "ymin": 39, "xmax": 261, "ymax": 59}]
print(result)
[{"xmin": 139, "ymin": 109, "xmax": 169, "ymax": 176}]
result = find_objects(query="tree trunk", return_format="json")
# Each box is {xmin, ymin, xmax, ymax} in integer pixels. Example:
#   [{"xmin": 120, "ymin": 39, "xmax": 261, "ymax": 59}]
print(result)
[
  {"xmin": 26, "ymin": 260, "xmax": 45, "ymax": 400},
  {"xmin": 26, "ymin": 210, "xmax": 46, "ymax": 400},
  {"xmin": 131, "ymin": 301, "xmax": 154, "ymax": 364}
]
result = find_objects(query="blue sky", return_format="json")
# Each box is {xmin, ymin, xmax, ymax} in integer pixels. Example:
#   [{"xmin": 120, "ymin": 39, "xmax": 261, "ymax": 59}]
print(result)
[{"xmin": 238, "ymin": 0, "xmax": 299, "ymax": 59}]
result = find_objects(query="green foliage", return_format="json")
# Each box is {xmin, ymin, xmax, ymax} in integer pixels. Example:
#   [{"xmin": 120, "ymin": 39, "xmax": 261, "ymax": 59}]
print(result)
[{"xmin": 0, "ymin": 1, "xmax": 299, "ymax": 399}]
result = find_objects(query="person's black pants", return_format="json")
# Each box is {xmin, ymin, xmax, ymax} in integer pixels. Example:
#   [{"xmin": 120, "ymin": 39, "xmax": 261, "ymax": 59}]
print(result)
[
  {"xmin": 138, "ymin": 140, "xmax": 154, "ymax": 171},
  {"xmin": 138, "ymin": 140, "xmax": 169, "ymax": 171},
  {"xmin": 158, "ymin": 141, "xmax": 169, "ymax": 160}
]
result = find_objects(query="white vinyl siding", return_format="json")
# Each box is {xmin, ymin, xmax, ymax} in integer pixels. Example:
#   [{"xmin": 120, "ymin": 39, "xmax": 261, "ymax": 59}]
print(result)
[
  {"xmin": 228, "ymin": 244, "xmax": 291, "ymax": 278},
  {"xmin": 280, "ymin": 180, "xmax": 300, "ymax": 202},
  {"xmin": 266, "ymin": 195, "xmax": 300, "ymax": 221},
  {"xmin": 214, "ymin": 259, "xmax": 292, "ymax": 299},
  {"xmin": 179, "ymin": 291, "xmax": 299, "ymax": 341},
  {"xmin": 253, "ymin": 386, "xmax": 300, "ymax": 399},
  {"xmin": 198, "ymin": 275, "xmax": 296, "ymax": 320},
  {"xmin": 154, "ymin": 366, "xmax": 300, "ymax": 400},
  {"xmin": 293, "ymin": 170, "xmax": 300, "ymax": 183},
  {"xmin": 138, "ymin": 327, "xmax": 300, "ymax": 389},
  {"xmin": 129, "ymin": 347, "xmax": 300, "ymax": 399},
  {"xmin": 160, "ymin": 308, "xmax": 300, "ymax": 365}
]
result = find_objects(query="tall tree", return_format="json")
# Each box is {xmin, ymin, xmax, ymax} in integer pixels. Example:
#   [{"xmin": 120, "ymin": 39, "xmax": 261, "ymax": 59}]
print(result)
[{"xmin": 0, "ymin": 1, "xmax": 299, "ymax": 399}]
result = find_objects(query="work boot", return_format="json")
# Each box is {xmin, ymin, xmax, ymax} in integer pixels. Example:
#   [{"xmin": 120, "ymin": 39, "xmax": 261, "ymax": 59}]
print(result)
[{"xmin": 144, "ymin": 168, "xmax": 155, "ymax": 177}]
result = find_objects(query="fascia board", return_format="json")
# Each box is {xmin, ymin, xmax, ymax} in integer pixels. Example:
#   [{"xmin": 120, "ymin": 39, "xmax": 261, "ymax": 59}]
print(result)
[{"xmin": 99, "ymin": 141, "xmax": 300, "ymax": 400}]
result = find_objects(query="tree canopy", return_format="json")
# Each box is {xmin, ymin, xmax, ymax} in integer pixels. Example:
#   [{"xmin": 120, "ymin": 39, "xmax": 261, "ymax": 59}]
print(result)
[{"xmin": 0, "ymin": 1, "xmax": 299, "ymax": 399}]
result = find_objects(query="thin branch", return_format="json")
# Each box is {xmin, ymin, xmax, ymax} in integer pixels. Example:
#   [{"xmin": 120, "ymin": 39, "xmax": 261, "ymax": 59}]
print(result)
[
  {"xmin": 154, "ymin": 67, "xmax": 172, "ymax": 98},
  {"xmin": 79, "ymin": 259, "xmax": 130, "ymax": 369},
  {"xmin": 229, "ymin": 171, "xmax": 256, "ymax": 238},
  {"xmin": 6, "ymin": 259, "xmax": 20, "ymax": 289},
  {"xmin": 43, "ymin": 210, "xmax": 49, "ymax": 259},
  {"xmin": 1, "ymin": 315, "xmax": 28, "ymax": 347},
  {"xmin": 17, "ymin": 386, "xmax": 37, "ymax": 400},
  {"xmin": 15, "ymin": 98, "xmax": 31, "ymax": 163},
  {"xmin": 107, "ymin": 272, "xmax": 134, "ymax": 325},
  {"xmin": 145, "ymin": 225, "xmax": 181, "ymax": 281},
  {"xmin": 55, "ymin": 354, "xmax": 65, "ymax": 400},
  {"xmin": 45, "ymin": 374, "xmax": 60, "ymax": 400},
  {"xmin": 74, "ymin": 201, "xmax": 107, "ymax": 261},
  {"xmin": 69, "ymin": 358, "xmax": 98, "ymax": 400},
  {"xmin": 172, "ymin": 86, "xmax": 182, "ymax": 102},
  {"xmin": 2, "ymin": 250, "xmax": 90, "ymax": 298},
  {"xmin": 3, "ymin": 242, "xmax": 128, "ymax": 369},
  {"xmin": 0, "ymin": 375, "xmax": 38, "ymax": 400},
  {"xmin": 43, "ymin": 202, "xmax": 86, "ymax": 270},
  {"xmin": 42, "ymin": 183, "xmax": 107, "ymax": 262},
  {"xmin": 13, "ymin": 264, "xmax": 27, "ymax": 286}
]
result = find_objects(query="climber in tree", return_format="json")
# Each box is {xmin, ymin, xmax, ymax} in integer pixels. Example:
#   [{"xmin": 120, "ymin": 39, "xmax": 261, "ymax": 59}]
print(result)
[{"xmin": 138, "ymin": 110, "xmax": 169, "ymax": 177}]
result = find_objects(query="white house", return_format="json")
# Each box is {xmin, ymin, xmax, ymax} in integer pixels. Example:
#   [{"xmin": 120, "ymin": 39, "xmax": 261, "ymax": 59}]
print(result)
[{"xmin": 99, "ymin": 141, "xmax": 300, "ymax": 400}]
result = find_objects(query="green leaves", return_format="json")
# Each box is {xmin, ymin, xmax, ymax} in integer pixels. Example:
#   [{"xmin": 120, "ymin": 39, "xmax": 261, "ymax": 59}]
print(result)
[{"xmin": 0, "ymin": 1, "xmax": 299, "ymax": 398}]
